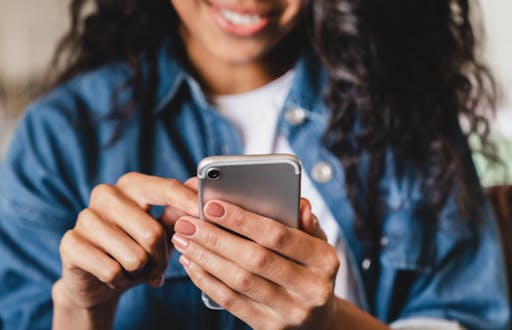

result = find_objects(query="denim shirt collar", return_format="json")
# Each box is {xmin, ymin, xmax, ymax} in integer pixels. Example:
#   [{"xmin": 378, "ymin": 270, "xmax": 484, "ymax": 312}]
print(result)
[
  {"xmin": 151, "ymin": 36, "xmax": 330, "ymax": 120},
  {"xmin": 153, "ymin": 37, "xmax": 187, "ymax": 113}
]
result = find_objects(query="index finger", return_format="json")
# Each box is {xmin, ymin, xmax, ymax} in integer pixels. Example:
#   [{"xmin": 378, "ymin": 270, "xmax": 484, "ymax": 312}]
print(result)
[
  {"xmin": 116, "ymin": 172, "xmax": 199, "ymax": 217},
  {"xmin": 202, "ymin": 200, "xmax": 332, "ymax": 267}
]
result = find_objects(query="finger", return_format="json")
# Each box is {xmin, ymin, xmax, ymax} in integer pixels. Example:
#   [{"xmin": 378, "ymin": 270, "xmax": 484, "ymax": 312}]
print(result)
[
  {"xmin": 75, "ymin": 209, "xmax": 151, "ymax": 276},
  {"xmin": 311, "ymin": 215, "xmax": 327, "ymax": 241},
  {"xmin": 60, "ymin": 230, "xmax": 134, "ymax": 290},
  {"xmin": 202, "ymin": 200, "xmax": 330, "ymax": 267},
  {"xmin": 159, "ymin": 206, "xmax": 190, "ymax": 259},
  {"xmin": 178, "ymin": 256, "xmax": 279, "ymax": 329},
  {"xmin": 160, "ymin": 205, "xmax": 188, "ymax": 230},
  {"xmin": 173, "ymin": 217, "xmax": 313, "ymax": 293},
  {"xmin": 173, "ymin": 232, "xmax": 301, "ymax": 316},
  {"xmin": 300, "ymin": 198, "xmax": 327, "ymax": 241},
  {"xmin": 184, "ymin": 177, "xmax": 199, "ymax": 191},
  {"xmin": 299, "ymin": 198, "xmax": 311, "ymax": 230},
  {"xmin": 158, "ymin": 177, "xmax": 199, "ymax": 230},
  {"xmin": 116, "ymin": 172, "xmax": 198, "ymax": 217},
  {"xmin": 88, "ymin": 184, "xmax": 169, "ymax": 280}
]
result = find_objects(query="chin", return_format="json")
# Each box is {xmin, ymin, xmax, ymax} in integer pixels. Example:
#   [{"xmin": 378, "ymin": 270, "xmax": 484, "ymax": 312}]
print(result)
[{"xmin": 213, "ymin": 47, "xmax": 268, "ymax": 65}]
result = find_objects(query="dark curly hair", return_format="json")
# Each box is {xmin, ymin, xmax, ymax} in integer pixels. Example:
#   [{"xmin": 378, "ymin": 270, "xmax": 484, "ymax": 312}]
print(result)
[
  {"xmin": 312, "ymin": 0, "xmax": 496, "ymax": 244},
  {"xmin": 49, "ymin": 0, "xmax": 179, "ymax": 117},
  {"xmin": 49, "ymin": 0, "xmax": 496, "ymax": 245}
]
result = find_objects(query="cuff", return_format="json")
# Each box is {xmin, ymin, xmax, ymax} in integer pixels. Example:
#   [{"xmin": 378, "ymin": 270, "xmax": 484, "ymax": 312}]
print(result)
[{"xmin": 390, "ymin": 317, "xmax": 465, "ymax": 330}]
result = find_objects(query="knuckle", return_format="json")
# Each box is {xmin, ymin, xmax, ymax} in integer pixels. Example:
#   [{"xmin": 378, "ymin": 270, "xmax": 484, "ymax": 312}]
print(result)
[
  {"xmin": 116, "ymin": 172, "xmax": 139, "ymax": 187},
  {"xmin": 191, "ymin": 265, "xmax": 206, "ymax": 285},
  {"xmin": 287, "ymin": 306, "xmax": 311, "ymax": 327},
  {"xmin": 59, "ymin": 230, "xmax": 77, "ymax": 259},
  {"xmin": 233, "ymin": 271, "xmax": 254, "ymax": 294},
  {"xmin": 140, "ymin": 224, "xmax": 165, "ymax": 251},
  {"xmin": 231, "ymin": 211, "xmax": 246, "ymax": 229},
  {"xmin": 266, "ymin": 227, "xmax": 289, "ymax": 250},
  {"xmin": 90, "ymin": 184, "xmax": 115, "ymax": 205},
  {"xmin": 101, "ymin": 262, "xmax": 123, "ymax": 284},
  {"xmin": 217, "ymin": 291, "xmax": 237, "ymax": 310},
  {"xmin": 124, "ymin": 250, "xmax": 149, "ymax": 272},
  {"xmin": 163, "ymin": 178, "xmax": 181, "ymax": 198},
  {"xmin": 255, "ymin": 320, "xmax": 284, "ymax": 330},
  {"xmin": 166, "ymin": 178, "xmax": 180, "ymax": 188},
  {"xmin": 325, "ymin": 247, "xmax": 340, "ymax": 275},
  {"xmin": 75, "ymin": 209, "xmax": 96, "ymax": 230},
  {"xmin": 230, "ymin": 206, "xmax": 247, "ymax": 228},
  {"xmin": 296, "ymin": 309, "xmax": 312, "ymax": 326},
  {"xmin": 76, "ymin": 208, "xmax": 92, "ymax": 221},
  {"xmin": 203, "ymin": 230, "xmax": 218, "ymax": 249},
  {"xmin": 313, "ymin": 284, "xmax": 333, "ymax": 307},
  {"xmin": 248, "ymin": 247, "xmax": 273, "ymax": 272},
  {"xmin": 261, "ymin": 322, "xmax": 284, "ymax": 330},
  {"xmin": 194, "ymin": 247, "xmax": 209, "ymax": 266}
]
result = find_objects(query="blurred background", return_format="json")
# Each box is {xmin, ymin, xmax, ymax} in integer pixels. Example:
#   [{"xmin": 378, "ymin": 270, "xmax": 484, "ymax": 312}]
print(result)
[{"xmin": 0, "ymin": 0, "xmax": 511, "ymax": 185}]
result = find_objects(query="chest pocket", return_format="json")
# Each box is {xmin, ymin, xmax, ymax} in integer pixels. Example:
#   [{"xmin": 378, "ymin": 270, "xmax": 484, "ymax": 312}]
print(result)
[
  {"xmin": 379, "ymin": 200, "xmax": 473, "ymax": 273},
  {"xmin": 379, "ymin": 202, "xmax": 444, "ymax": 273}
]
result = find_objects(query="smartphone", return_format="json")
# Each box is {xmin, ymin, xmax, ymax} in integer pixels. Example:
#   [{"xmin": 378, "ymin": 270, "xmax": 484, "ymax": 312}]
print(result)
[{"xmin": 197, "ymin": 154, "xmax": 302, "ymax": 310}]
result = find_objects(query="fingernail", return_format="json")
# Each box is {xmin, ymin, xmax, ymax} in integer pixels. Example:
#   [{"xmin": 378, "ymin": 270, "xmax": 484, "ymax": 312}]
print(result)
[
  {"xmin": 152, "ymin": 274, "xmax": 165, "ymax": 288},
  {"xmin": 175, "ymin": 219, "xmax": 196, "ymax": 236},
  {"xmin": 179, "ymin": 255, "xmax": 191, "ymax": 268},
  {"xmin": 205, "ymin": 202, "xmax": 225, "ymax": 219},
  {"xmin": 172, "ymin": 234, "xmax": 190, "ymax": 249}
]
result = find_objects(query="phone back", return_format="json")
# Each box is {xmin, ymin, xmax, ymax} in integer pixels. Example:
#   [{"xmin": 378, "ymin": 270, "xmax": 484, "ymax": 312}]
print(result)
[{"xmin": 198, "ymin": 154, "xmax": 301, "ymax": 228}]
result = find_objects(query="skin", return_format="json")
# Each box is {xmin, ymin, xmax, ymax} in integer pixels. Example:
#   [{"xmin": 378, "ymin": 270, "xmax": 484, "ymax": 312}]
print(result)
[
  {"xmin": 53, "ymin": 1, "xmax": 391, "ymax": 329},
  {"xmin": 171, "ymin": 0, "xmax": 305, "ymax": 94}
]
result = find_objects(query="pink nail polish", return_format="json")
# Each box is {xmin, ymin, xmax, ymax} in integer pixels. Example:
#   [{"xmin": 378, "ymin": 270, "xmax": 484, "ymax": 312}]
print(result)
[
  {"xmin": 172, "ymin": 234, "xmax": 190, "ymax": 249},
  {"xmin": 179, "ymin": 255, "xmax": 191, "ymax": 268},
  {"xmin": 175, "ymin": 219, "xmax": 197, "ymax": 236},
  {"xmin": 205, "ymin": 202, "xmax": 225, "ymax": 218}
]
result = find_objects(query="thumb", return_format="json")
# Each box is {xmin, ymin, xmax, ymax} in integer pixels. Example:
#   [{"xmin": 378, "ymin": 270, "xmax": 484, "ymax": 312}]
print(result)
[{"xmin": 300, "ymin": 198, "xmax": 327, "ymax": 241}]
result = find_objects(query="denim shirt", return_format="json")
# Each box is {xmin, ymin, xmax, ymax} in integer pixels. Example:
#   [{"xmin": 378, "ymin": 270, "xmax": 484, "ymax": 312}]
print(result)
[{"xmin": 0, "ymin": 39, "xmax": 509, "ymax": 330}]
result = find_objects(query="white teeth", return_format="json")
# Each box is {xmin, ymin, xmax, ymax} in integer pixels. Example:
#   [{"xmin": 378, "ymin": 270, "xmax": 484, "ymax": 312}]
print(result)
[{"xmin": 220, "ymin": 8, "xmax": 262, "ymax": 26}]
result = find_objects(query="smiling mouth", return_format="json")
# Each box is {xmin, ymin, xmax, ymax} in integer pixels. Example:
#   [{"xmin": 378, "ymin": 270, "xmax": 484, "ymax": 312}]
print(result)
[
  {"xmin": 207, "ymin": 1, "xmax": 276, "ymax": 37},
  {"xmin": 219, "ymin": 8, "xmax": 264, "ymax": 26}
]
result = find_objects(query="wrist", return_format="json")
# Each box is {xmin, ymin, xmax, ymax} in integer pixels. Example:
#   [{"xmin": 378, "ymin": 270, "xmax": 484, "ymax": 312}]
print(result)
[
  {"xmin": 328, "ymin": 297, "xmax": 390, "ymax": 330},
  {"xmin": 52, "ymin": 279, "xmax": 119, "ymax": 330}
]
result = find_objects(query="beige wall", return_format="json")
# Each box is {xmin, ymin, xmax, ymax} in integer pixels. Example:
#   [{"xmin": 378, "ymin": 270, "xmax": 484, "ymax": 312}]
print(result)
[
  {"xmin": 0, "ymin": 0, "xmax": 67, "ymax": 86},
  {"xmin": 0, "ymin": 0, "xmax": 511, "ymax": 161},
  {"xmin": 481, "ymin": 0, "xmax": 512, "ymax": 139},
  {"xmin": 0, "ymin": 0, "xmax": 67, "ymax": 156}
]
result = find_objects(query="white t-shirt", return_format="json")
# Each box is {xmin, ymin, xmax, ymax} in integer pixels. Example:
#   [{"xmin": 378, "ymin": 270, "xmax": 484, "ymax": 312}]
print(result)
[
  {"xmin": 211, "ymin": 71, "xmax": 361, "ymax": 304},
  {"xmin": 210, "ymin": 71, "xmax": 465, "ymax": 330}
]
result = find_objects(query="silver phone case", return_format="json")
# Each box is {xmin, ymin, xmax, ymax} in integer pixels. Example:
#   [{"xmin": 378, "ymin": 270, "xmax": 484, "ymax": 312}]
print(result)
[{"xmin": 197, "ymin": 154, "xmax": 302, "ymax": 310}]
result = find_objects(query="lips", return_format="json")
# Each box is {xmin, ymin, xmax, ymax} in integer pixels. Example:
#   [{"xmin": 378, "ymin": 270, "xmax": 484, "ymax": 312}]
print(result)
[
  {"xmin": 219, "ymin": 8, "xmax": 264, "ymax": 26},
  {"xmin": 208, "ymin": 2, "xmax": 276, "ymax": 37}
]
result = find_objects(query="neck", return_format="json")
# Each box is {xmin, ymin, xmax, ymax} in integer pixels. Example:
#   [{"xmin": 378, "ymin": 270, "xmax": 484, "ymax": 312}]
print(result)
[{"xmin": 181, "ymin": 32, "xmax": 304, "ymax": 96}]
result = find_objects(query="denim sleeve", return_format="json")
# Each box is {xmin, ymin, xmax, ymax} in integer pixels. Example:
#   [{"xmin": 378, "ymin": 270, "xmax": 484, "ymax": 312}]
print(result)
[
  {"xmin": 376, "ymin": 180, "xmax": 510, "ymax": 329},
  {"xmin": 0, "ymin": 103, "xmax": 84, "ymax": 329},
  {"xmin": 370, "ymin": 121, "xmax": 511, "ymax": 329},
  {"xmin": 415, "ymin": 202, "xmax": 508, "ymax": 330}
]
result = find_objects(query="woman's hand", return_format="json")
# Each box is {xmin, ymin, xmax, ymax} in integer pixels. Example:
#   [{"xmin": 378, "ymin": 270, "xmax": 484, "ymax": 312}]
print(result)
[
  {"xmin": 54, "ymin": 173, "xmax": 198, "ymax": 311},
  {"xmin": 172, "ymin": 198, "xmax": 342, "ymax": 329}
]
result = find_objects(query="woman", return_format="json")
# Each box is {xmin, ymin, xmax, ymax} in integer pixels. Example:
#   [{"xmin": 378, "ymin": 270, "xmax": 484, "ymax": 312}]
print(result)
[{"xmin": 0, "ymin": 0, "xmax": 508, "ymax": 329}]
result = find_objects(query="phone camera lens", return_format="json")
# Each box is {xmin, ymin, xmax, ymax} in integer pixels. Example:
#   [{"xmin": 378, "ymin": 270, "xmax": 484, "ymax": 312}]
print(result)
[{"xmin": 207, "ymin": 168, "xmax": 220, "ymax": 179}]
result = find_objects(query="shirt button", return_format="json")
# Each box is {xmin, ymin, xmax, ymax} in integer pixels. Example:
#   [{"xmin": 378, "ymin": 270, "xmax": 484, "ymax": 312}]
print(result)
[
  {"xmin": 362, "ymin": 258, "xmax": 372, "ymax": 271},
  {"xmin": 285, "ymin": 107, "xmax": 307, "ymax": 125},
  {"xmin": 312, "ymin": 162, "xmax": 333, "ymax": 183},
  {"xmin": 380, "ymin": 236, "xmax": 389, "ymax": 247}
]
